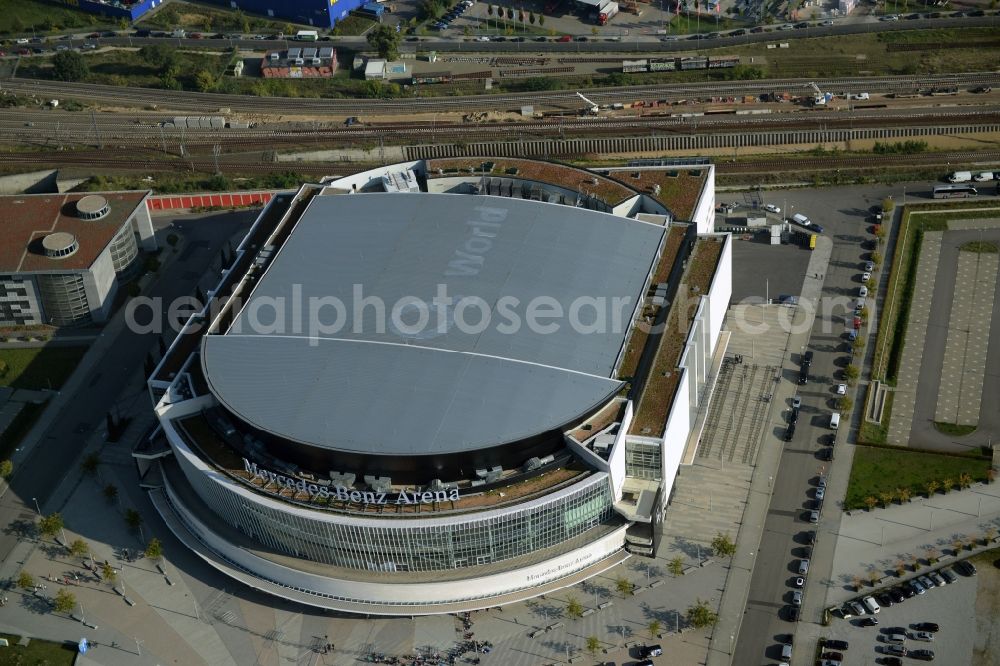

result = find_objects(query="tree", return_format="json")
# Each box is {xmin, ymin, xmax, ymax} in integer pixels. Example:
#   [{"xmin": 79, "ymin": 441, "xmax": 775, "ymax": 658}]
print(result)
[
  {"xmin": 844, "ymin": 364, "xmax": 860, "ymax": 384},
  {"xmin": 139, "ymin": 44, "xmax": 177, "ymax": 72},
  {"xmin": 924, "ymin": 546, "xmax": 939, "ymax": 564},
  {"xmin": 668, "ymin": 556, "xmax": 685, "ymax": 578},
  {"xmin": 867, "ymin": 570, "xmax": 880, "ymax": 585},
  {"xmin": 538, "ymin": 13, "xmax": 545, "ymax": 27},
  {"xmin": 941, "ymin": 478, "xmax": 955, "ymax": 493},
  {"xmin": 0, "ymin": 459, "xmax": 12, "ymax": 478},
  {"xmin": 145, "ymin": 537, "xmax": 164, "ymax": 561},
  {"xmin": 81, "ymin": 453, "xmax": 100, "ymax": 476},
  {"xmin": 897, "ymin": 487, "xmax": 911, "ymax": 503},
  {"xmin": 925, "ymin": 480, "xmax": 940, "ymax": 497},
  {"xmin": 101, "ymin": 562, "xmax": 117, "ymax": 583},
  {"xmin": 69, "ymin": 539, "xmax": 89, "ymax": 557},
  {"xmin": 17, "ymin": 571, "xmax": 34, "ymax": 590},
  {"xmin": 951, "ymin": 538, "xmax": 964, "ymax": 555},
  {"xmin": 853, "ymin": 335, "xmax": 866, "ymax": 353},
  {"xmin": 712, "ymin": 532, "xmax": 736, "ymax": 557},
  {"xmin": 870, "ymin": 250, "xmax": 883, "ymax": 266},
  {"xmin": 125, "ymin": 508, "xmax": 143, "ymax": 531},
  {"xmin": 529, "ymin": 11, "xmax": 536, "ymax": 24},
  {"xmin": 894, "ymin": 559, "xmax": 906, "ymax": 576},
  {"xmin": 909, "ymin": 554, "xmax": 920, "ymax": 571},
  {"xmin": 988, "ymin": 468, "xmax": 996, "ymax": 484},
  {"xmin": 878, "ymin": 491, "xmax": 893, "ymax": 508},
  {"xmin": 648, "ymin": 619, "xmax": 661, "ymax": 637},
  {"xmin": 958, "ymin": 472, "xmax": 972, "ymax": 489},
  {"xmin": 882, "ymin": 197, "xmax": 895, "ymax": 213},
  {"xmin": 103, "ymin": 484, "xmax": 118, "ymax": 504},
  {"xmin": 367, "ymin": 24, "xmax": 401, "ymax": 60},
  {"xmin": 686, "ymin": 599, "xmax": 718, "ymax": 628},
  {"xmin": 615, "ymin": 576, "xmax": 635, "ymax": 597},
  {"xmin": 38, "ymin": 513, "xmax": 64, "ymax": 538},
  {"xmin": 194, "ymin": 70, "xmax": 216, "ymax": 93},
  {"xmin": 851, "ymin": 575, "xmax": 863, "ymax": 591},
  {"xmin": 53, "ymin": 589, "xmax": 76, "ymax": 614},
  {"xmin": 585, "ymin": 636, "xmax": 601, "ymax": 656},
  {"xmin": 565, "ymin": 595, "xmax": 583, "ymax": 619},
  {"xmin": 837, "ymin": 396, "xmax": 853, "ymax": 414},
  {"xmin": 864, "ymin": 496, "xmax": 877, "ymax": 511},
  {"xmin": 52, "ymin": 50, "xmax": 88, "ymax": 82}
]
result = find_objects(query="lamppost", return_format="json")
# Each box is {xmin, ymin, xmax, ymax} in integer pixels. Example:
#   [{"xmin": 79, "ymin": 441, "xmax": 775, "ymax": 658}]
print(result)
[{"xmin": 31, "ymin": 497, "xmax": 41, "ymax": 515}]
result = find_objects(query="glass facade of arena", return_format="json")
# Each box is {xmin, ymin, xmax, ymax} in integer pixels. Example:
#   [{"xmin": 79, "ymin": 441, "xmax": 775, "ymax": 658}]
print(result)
[
  {"xmin": 36, "ymin": 273, "xmax": 91, "ymax": 325},
  {"xmin": 109, "ymin": 226, "xmax": 140, "ymax": 278},
  {"xmin": 625, "ymin": 440, "xmax": 662, "ymax": 480},
  {"xmin": 175, "ymin": 443, "xmax": 613, "ymax": 573}
]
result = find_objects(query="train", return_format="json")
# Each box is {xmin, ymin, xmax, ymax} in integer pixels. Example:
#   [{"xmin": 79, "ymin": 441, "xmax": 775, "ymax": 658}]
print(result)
[{"xmin": 621, "ymin": 56, "xmax": 740, "ymax": 74}]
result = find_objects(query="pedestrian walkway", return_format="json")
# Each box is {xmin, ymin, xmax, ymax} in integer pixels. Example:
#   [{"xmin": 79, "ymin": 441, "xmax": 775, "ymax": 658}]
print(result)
[
  {"xmin": 935, "ymin": 249, "xmax": 997, "ymax": 426},
  {"xmin": 887, "ymin": 231, "xmax": 942, "ymax": 446},
  {"xmin": 663, "ymin": 462, "xmax": 754, "ymax": 553}
]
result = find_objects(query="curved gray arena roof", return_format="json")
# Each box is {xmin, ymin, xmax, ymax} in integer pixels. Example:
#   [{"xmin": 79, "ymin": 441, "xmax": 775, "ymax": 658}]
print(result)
[{"xmin": 202, "ymin": 193, "xmax": 664, "ymax": 456}]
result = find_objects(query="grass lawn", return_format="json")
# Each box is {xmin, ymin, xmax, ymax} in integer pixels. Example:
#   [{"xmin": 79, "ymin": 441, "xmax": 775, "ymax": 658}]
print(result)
[
  {"xmin": 0, "ymin": 633, "xmax": 77, "ymax": 665},
  {"xmin": 137, "ymin": 0, "xmax": 292, "ymax": 33},
  {"xmin": 960, "ymin": 240, "xmax": 999, "ymax": 253},
  {"xmin": 332, "ymin": 14, "xmax": 377, "ymax": 37},
  {"xmin": 845, "ymin": 444, "xmax": 992, "ymax": 511},
  {"xmin": 0, "ymin": 0, "xmax": 117, "ymax": 35},
  {"xmin": 859, "ymin": 390, "xmax": 894, "ymax": 445},
  {"xmin": 0, "ymin": 346, "xmax": 87, "ymax": 390},
  {"xmin": 934, "ymin": 421, "xmax": 977, "ymax": 436}
]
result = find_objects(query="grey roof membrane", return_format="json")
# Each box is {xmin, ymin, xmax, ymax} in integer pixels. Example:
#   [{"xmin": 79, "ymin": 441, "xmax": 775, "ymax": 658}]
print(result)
[{"xmin": 202, "ymin": 193, "xmax": 664, "ymax": 456}]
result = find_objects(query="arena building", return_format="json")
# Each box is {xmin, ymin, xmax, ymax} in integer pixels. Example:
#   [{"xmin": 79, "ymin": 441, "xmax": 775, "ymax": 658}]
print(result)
[
  {"xmin": 137, "ymin": 158, "xmax": 732, "ymax": 614},
  {"xmin": 0, "ymin": 191, "xmax": 155, "ymax": 327}
]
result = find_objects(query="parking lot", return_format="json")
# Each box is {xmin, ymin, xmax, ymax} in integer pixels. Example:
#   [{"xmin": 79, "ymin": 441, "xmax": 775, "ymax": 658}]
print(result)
[{"xmin": 815, "ymin": 563, "xmax": 978, "ymax": 665}]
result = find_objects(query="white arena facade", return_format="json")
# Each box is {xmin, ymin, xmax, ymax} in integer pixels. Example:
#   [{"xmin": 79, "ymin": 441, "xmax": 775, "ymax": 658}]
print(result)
[{"xmin": 137, "ymin": 158, "xmax": 732, "ymax": 615}]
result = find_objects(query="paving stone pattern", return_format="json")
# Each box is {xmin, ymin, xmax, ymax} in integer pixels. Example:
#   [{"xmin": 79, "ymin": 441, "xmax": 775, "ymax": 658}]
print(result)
[
  {"xmin": 662, "ymin": 462, "xmax": 754, "ymax": 548},
  {"xmin": 935, "ymin": 251, "xmax": 999, "ymax": 425},
  {"xmin": 888, "ymin": 232, "xmax": 942, "ymax": 445}
]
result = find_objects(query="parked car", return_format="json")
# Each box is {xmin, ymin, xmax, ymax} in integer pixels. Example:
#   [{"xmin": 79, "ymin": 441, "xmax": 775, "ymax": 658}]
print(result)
[
  {"xmin": 785, "ymin": 424, "xmax": 796, "ymax": 441},
  {"xmin": 929, "ymin": 572, "xmax": 946, "ymax": 587},
  {"xmin": 886, "ymin": 645, "xmax": 907, "ymax": 657},
  {"xmin": 888, "ymin": 588, "xmax": 906, "ymax": 603},
  {"xmin": 792, "ymin": 590, "xmax": 803, "ymax": 606},
  {"xmin": 900, "ymin": 584, "xmax": 917, "ymax": 598},
  {"xmin": 808, "ymin": 510, "xmax": 819, "ymax": 524},
  {"xmin": 862, "ymin": 595, "xmax": 881, "ymax": 614},
  {"xmin": 909, "ymin": 579, "xmax": 926, "ymax": 595},
  {"xmin": 792, "ymin": 396, "xmax": 802, "ymax": 409},
  {"xmin": 954, "ymin": 560, "xmax": 977, "ymax": 576},
  {"xmin": 798, "ymin": 559, "xmax": 810, "ymax": 575},
  {"xmin": 848, "ymin": 600, "xmax": 866, "ymax": 616},
  {"xmin": 794, "ymin": 576, "xmax": 805, "ymax": 587},
  {"xmin": 883, "ymin": 658, "xmax": 903, "ymax": 666},
  {"xmin": 887, "ymin": 633, "xmax": 907, "ymax": 644},
  {"xmin": 910, "ymin": 649, "xmax": 935, "ymax": 661},
  {"xmin": 911, "ymin": 631, "xmax": 934, "ymax": 642},
  {"xmin": 917, "ymin": 575, "xmax": 935, "ymax": 590},
  {"xmin": 764, "ymin": 203, "xmax": 781, "ymax": 213},
  {"xmin": 821, "ymin": 652, "xmax": 844, "ymax": 661},
  {"xmin": 836, "ymin": 383, "xmax": 847, "ymax": 395},
  {"xmin": 639, "ymin": 645, "xmax": 662, "ymax": 658},
  {"xmin": 858, "ymin": 617, "xmax": 879, "ymax": 627},
  {"xmin": 913, "ymin": 622, "xmax": 940, "ymax": 632},
  {"xmin": 822, "ymin": 639, "xmax": 849, "ymax": 651},
  {"xmin": 864, "ymin": 260, "xmax": 875, "ymax": 271},
  {"xmin": 815, "ymin": 487, "xmax": 825, "ymax": 501},
  {"xmin": 805, "ymin": 530, "xmax": 816, "ymax": 544},
  {"xmin": 875, "ymin": 592, "xmax": 894, "ymax": 607}
]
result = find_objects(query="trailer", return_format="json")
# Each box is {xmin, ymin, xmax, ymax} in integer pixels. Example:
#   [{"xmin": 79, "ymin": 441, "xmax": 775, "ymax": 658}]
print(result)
[
  {"xmin": 598, "ymin": 1, "xmax": 619, "ymax": 23},
  {"xmin": 648, "ymin": 58, "xmax": 676, "ymax": 71},
  {"xmin": 622, "ymin": 59, "xmax": 648, "ymax": 73}
]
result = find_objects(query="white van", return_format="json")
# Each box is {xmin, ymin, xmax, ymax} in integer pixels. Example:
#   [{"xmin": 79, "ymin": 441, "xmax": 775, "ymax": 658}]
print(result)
[
  {"xmin": 791, "ymin": 213, "xmax": 811, "ymax": 227},
  {"xmin": 830, "ymin": 413, "xmax": 840, "ymax": 429}
]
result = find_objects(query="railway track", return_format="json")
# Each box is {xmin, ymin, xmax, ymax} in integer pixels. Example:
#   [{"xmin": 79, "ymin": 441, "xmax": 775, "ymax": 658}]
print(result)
[
  {"xmin": 3, "ymin": 107, "xmax": 999, "ymax": 150},
  {"xmin": 6, "ymin": 146, "xmax": 996, "ymax": 178},
  {"xmin": 3, "ymin": 72, "xmax": 999, "ymax": 115}
]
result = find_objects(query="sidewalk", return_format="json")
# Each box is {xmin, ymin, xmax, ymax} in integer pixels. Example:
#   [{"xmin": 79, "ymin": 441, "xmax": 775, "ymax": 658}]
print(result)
[{"xmin": 706, "ymin": 235, "xmax": 833, "ymax": 666}]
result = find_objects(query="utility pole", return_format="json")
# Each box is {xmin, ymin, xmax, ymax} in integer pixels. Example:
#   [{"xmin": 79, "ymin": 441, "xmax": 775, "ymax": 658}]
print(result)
[
  {"xmin": 134, "ymin": 637, "xmax": 143, "ymax": 656},
  {"xmin": 158, "ymin": 123, "xmax": 167, "ymax": 153},
  {"xmin": 213, "ymin": 144, "xmax": 222, "ymax": 174}
]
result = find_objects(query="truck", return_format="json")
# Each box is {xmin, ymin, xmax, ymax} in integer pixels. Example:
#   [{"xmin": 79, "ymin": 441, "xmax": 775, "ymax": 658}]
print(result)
[
  {"xmin": 295, "ymin": 30, "xmax": 319, "ymax": 41},
  {"xmin": 360, "ymin": 2, "xmax": 386, "ymax": 16},
  {"xmin": 948, "ymin": 171, "xmax": 973, "ymax": 183},
  {"xmin": 973, "ymin": 171, "xmax": 994, "ymax": 182},
  {"xmin": 598, "ymin": 1, "xmax": 619, "ymax": 24}
]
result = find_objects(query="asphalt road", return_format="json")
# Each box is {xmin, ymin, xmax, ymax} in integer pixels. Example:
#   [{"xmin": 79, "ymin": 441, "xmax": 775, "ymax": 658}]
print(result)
[
  {"xmin": 16, "ymin": 15, "xmax": 999, "ymax": 55},
  {"xmin": 0, "ymin": 211, "xmax": 253, "ymax": 570},
  {"xmin": 730, "ymin": 183, "xmax": 902, "ymax": 666}
]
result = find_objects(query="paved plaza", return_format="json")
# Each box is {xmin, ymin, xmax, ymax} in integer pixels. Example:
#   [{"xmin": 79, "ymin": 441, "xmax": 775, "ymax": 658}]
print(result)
[
  {"xmin": 935, "ymin": 250, "xmax": 997, "ymax": 426},
  {"xmin": 888, "ymin": 216, "xmax": 1000, "ymax": 450}
]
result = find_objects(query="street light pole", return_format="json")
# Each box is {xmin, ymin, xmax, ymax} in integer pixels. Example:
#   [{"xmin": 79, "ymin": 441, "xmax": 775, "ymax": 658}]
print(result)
[
  {"xmin": 134, "ymin": 637, "xmax": 143, "ymax": 656},
  {"xmin": 31, "ymin": 497, "xmax": 41, "ymax": 515}
]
